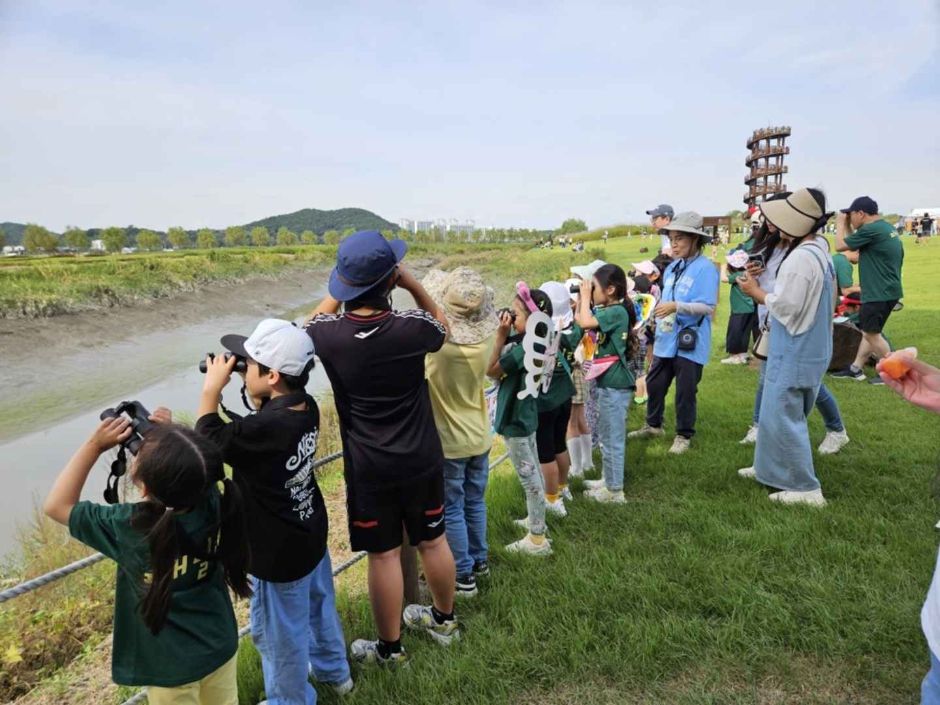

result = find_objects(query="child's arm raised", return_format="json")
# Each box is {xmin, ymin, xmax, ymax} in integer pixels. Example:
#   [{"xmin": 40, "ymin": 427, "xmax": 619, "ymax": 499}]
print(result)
[
  {"xmin": 486, "ymin": 312, "xmax": 514, "ymax": 379},
  {"xmin": 197, "ymin": 353, "xmax": 237, "ymax": 420},
  {"xmin": 575, "ymin": 279, "xmax": 599, "ymax": 330},
  {"xmin": 44, "ymin": 417, "xmax": 132, "ymax": 525}
]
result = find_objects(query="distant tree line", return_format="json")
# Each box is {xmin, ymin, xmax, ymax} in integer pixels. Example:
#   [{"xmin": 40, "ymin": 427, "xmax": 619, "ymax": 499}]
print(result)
[{"xmin": 5, "ymin": 223, "xmax": 550, "ymax": 255}]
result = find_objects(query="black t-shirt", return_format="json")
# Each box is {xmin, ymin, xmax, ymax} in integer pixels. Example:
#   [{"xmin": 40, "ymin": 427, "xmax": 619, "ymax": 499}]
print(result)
[
  {"xmin": 306, "ymin": 309, "xmax": 446, "ymax": 489},
  {"xmin": 195, "ymin": 396, "xmax": 327, "ymax": 583}
]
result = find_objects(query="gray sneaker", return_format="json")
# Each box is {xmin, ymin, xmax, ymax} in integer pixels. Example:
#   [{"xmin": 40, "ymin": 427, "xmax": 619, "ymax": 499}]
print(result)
[
  {"xmin": 628, "ymin": 425, "xmax": 664, "ymax": 440},
  {"xmin": 350, "ymin": 639, "xmax": 409, "ymax": 666},
  {"xmin": 402, "ymin": 604, "xmax": 460, "ymax": 646}
]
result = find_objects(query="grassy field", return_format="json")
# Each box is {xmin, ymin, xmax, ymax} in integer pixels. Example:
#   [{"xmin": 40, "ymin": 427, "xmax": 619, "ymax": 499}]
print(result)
[
  {"xmin": 4, "ymin": 235, "xmax": 939, "ymax": 704},
  {"xmin": 0, "ymin": 243, "xmax": 526, "ymax": 318}
]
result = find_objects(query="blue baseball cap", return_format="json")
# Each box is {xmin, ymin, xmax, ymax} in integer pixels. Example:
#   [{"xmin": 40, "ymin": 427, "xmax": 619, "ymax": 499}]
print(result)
[
  {"xmin": 646, "ymin": 204, "xmax": 675, "ymax": 219},
  {"xmin": 841, "ymin": 196, "xmax": 878, "ymax": 215},
  {"xmin": 328, "ymin": 230, "xmax": 408, "ymax": 301}
]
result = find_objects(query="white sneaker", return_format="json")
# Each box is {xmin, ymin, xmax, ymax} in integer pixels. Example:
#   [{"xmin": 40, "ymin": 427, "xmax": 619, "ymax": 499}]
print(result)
[
  {"xmin": 628, "ymin": 425, "xmax": 664, "ymax": 440},
  {"xmin": 331, "ymin": 677, "xmax": 355, "ymax": 696},
  {"xmin": 546, "ymin": 498, "xmax": 567, "ymax": 517},
  {"xmin": 721, "ymin": 354, "xmax": 748, "ymax": 365},
  {"xmin": 737, "ymin": 466, "xmax": 756, "ymax": 479},
  {"xmin": 768, "ymin": 489, "xmax": 827, "ymax": 507},
  {"xmin": 585, "ymin": 487, "xmax": 626, "ymax": 504},
  {"xmin": 739, "ymin": 425, "xmax": 758, "ymax": 445},
  {"xmin": 505, "ymin": 534, "xmax": 552, "ymax": 556},
  {"xmin": 560, "ymin": 486, "xmax": 573, "ymax": 501},
  {"xmin": 817, "ymin": 430, "xmax": 849, "ymax": 455},
  {"xmin": 668, "ymin": 436, "xmax": 691, "ymax": 454},
  {"xmin": 582, "ymin": 478, "xmax": 606, "ymax": 491}
]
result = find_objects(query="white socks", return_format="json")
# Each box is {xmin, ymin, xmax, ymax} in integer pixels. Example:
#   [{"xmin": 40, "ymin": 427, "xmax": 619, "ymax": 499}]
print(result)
[
  {"xmin": 566, "ymin": 438, "xmax": 583, "ymax": 476},
  {"xmin": 566, "ymin": 434, "xmax": 595, "ymax": 477},
  {"xmin": 578, "ymin": 434, "xmax": 595, "ymax": 471}
]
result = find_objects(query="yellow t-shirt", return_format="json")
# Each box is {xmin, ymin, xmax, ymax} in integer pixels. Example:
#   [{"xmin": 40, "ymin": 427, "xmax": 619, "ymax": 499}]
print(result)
[{"xmin": 426, "ymin": 335, "xmax": 495, "ymax": 459}]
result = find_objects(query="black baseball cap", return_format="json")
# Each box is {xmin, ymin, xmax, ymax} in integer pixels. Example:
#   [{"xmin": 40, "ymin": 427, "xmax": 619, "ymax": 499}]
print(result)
[{"xmin": 841, "ymin": 196, "xmax": 878, "ymax": 215}]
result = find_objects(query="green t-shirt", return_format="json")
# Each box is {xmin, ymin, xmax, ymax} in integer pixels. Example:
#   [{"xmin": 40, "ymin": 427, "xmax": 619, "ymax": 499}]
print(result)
[
  {"xmin": 536, "ymin": 324, "xmax": 581, "ymax": 412},
  {"xmin": 727, "ymin": 270, "xmax": 755, "ymax": 314},
  {"xmin": 844, "ymin": 219, "xmax": 904, "ymax": 303},
  {"xmin": 832, "ymin": 253, "xmax": 854, "ymax": 292},
  {"xmin": 494, "ymin": 342, "xmax": 539, "ymax": 438},
  {"xmin": 69, "ymin": 495, "xmax": 237, "ymax": 687},
  {"xmin": 593, "ymin": 305, "xmax": 636, "ymax": 390}
]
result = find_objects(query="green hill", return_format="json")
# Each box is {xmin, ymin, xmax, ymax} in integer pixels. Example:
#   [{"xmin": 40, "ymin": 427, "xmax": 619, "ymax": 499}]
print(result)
[
  {"xmin": 0, "ymin": 207, "xmax": 397, "ymax": 246},
  {"xmin": 241, "ymin": 207, "xmax": 397, "ymax": 235}
]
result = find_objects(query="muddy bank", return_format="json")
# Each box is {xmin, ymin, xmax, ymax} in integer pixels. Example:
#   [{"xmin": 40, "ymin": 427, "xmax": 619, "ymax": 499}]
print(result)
[{"xmin": 0, "ymin": 267, "xmax": 328, "ymax": 366}]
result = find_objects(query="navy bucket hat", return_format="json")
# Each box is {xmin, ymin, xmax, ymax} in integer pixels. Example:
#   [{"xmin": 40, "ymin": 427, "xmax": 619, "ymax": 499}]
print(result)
[{"xmin": 328, "ymin": 230, "xmax": 408, "ymax": 301}]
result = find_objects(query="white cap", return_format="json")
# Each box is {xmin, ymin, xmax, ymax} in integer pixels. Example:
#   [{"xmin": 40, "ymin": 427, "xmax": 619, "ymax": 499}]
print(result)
[
  {"xmin": 222, "ymin": 318, "xmax": 315, "ymax": 376},
  {"xmin": 540, "ymin": 281, "xmax": 573, "ymax": 328},
  {"xmin": 569, "ymin": 259, "xmax": 607, "ymax": 280}
]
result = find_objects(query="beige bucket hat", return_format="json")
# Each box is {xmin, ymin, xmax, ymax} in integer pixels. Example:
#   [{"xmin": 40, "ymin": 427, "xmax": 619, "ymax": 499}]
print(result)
[
  {"xmin": 422, "ymin": 267, "xmax": 498, "ymax": 345},
  {"xmin": 760, "ymin": 188, "xmax": 827, "ymax": 238}
]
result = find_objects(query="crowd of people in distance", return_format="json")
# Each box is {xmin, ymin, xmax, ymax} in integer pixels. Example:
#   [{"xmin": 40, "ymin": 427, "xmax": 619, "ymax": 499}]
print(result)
[{"xmin": 39, "ymin": 185, "xmax": 933, "ymax": 703}]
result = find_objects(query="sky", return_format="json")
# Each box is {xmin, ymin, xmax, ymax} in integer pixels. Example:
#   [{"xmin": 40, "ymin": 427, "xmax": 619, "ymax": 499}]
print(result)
[{"xmin": 1, "ymin": 0, "xmax": 938, "ymax": 232}]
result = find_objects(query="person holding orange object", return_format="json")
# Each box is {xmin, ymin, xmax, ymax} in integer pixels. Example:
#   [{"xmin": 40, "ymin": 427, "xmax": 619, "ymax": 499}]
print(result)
[{"xmin": 878, "ymin": 349, "xmax": 940, "ymax": 702}]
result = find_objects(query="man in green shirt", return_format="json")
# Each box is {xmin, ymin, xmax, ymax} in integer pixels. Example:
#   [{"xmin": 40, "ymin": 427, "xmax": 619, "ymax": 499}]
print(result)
[{"xmin": 833, "ymin": 196, "xmax": 904, "ymax": 384}]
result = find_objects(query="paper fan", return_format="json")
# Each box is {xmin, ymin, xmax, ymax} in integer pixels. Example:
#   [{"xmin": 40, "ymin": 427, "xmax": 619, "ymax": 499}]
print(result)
[{"xmin": 633, "ymin": 293, "xmax": 656, "ymax": 330}]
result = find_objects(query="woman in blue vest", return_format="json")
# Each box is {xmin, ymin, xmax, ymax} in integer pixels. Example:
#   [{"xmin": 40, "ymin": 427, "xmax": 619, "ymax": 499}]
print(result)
[
  {"xmin": 629, "ymin": 212, "xmax": 719, "ymax": 455},
  {"xmin": 736, "ymin": 188, "xmax": 836, "ymax": 506}
]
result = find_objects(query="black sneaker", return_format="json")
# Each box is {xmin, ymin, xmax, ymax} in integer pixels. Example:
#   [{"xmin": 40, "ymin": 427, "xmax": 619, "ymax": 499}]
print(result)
[
  {"xmin": 868, "ymin": 375, "xmax": 886, "ymax": 386},
  {"xmin": 455, "ymin": 574, "xmax": 478, "ymax": 597},
  {"xmin": 472, "ymin": 560, "xmax": 490, "ymax": 578},
  {"xmin": 830, "ymin": 366, "xmax": 865, "ymax": 381}
]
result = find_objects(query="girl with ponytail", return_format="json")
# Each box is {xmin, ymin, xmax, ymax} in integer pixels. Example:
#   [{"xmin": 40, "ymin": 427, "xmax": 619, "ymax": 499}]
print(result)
[{"xmin": 45, "ymin": 413, "xmax": 250, "ymax": 704}]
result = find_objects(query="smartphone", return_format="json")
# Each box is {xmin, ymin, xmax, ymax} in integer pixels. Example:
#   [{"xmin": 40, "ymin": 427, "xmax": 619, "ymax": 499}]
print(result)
[{"xmin": 747, "ymin": 252, "xmax": 766, "ymax": 268}]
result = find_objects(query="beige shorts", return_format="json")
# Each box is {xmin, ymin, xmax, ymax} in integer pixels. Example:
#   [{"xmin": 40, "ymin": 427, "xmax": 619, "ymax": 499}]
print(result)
[
  {"xmin": 146, "ymin": 654, "xmax": 238, "ymax": 705},
  {"xmin": 571, "ymin": 365, "xmax": 586, "ymax": 405}
]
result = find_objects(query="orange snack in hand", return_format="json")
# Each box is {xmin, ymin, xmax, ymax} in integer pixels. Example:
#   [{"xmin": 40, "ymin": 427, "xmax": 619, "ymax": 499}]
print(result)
[{"xmin": 881, "ymin": 349, "xmax": 917, "ymax": 380}]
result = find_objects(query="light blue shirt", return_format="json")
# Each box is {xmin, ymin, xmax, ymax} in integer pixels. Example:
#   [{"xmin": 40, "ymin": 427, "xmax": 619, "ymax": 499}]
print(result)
[{"xmin": 653, "ymin": 254, "xmax": 719, "ymax": 365}]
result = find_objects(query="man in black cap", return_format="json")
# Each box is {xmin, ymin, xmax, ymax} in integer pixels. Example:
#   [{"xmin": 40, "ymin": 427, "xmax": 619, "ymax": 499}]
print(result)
[
  {"xmin": 646, "ymin": 203, "xmax": 675, "ymax": 256},
  {"xmin": 833, "ymin": 196, "xmax": 904, "ymax": 384},
  {"xmin": 304, "ymin": 230, "xmax": 458, "ymax": 666}
]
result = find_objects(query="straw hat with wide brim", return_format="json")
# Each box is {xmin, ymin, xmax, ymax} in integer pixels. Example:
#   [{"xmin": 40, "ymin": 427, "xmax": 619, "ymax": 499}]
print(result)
[
  {"xmin": 422, "ymin": 267, "xmax": 498, "ymax": 345},
  {"xmin": 759, "ymin": 188, "xmax": 826, "ymax": 239}
]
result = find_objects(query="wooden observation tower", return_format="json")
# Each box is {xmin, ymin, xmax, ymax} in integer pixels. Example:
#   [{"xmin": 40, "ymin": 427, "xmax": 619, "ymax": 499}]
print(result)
[{"xmin": 744, "ymin": 125, "xmax": 791, "ymax": 207}]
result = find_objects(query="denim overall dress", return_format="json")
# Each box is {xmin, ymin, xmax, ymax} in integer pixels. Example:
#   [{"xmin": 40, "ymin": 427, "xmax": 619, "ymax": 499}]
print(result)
[{"xmin": 755, "ymin": 243, "xmax": 835, "ymax": 492}]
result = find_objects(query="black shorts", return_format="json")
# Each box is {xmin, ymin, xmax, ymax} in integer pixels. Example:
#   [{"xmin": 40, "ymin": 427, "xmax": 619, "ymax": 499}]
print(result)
[
  {"xmin": 536, "ymin": 399, "xmax": 573, "ymax": 463},
  {"xmin": 346, "ymin": 471, "xmax": 446, "ymax": 553},
  {"xmin": 859, "ymin": 300, "xmax": 898, "ymax": 334}
]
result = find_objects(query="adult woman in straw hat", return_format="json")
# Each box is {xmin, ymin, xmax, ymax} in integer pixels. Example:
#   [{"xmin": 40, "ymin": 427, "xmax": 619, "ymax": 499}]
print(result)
[
  {"xmin": 736, "ymin": 188, "xmax": 836, "ymax": 506},
  {"xmin": 423, "ymin": 268, "xmax": 499, "ymax": 597},
  {"xmin": 628, "ymin": 212, "xmax": 719, "ymax": 455}
]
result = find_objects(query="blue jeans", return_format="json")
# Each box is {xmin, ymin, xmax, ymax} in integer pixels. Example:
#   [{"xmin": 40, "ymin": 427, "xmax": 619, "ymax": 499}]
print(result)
[
  {"xmin": 443, "ymin": 453, "xmax": 490, "ymax": 577},
  {"xmin": 924, "ymin": 649, "xmax": 940, "ymax": 705},
  {"xmin": 753, "ymin": 362, "xmax": 844, "ymax": 432},
  {"xmin": 597, "ymin": 387, "xmax": 632, "ymax": 492},
  {"xmin": 250, "ymin": 552, "xmax": 350, "ymax": 705}
]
